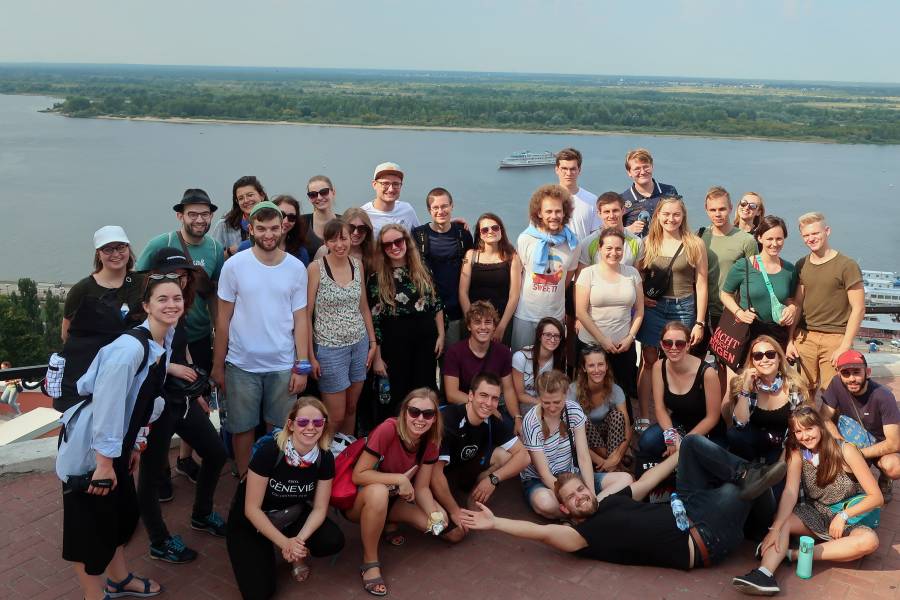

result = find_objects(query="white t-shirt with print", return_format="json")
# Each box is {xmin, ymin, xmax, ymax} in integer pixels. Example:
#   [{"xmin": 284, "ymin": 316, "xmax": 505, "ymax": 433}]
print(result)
[{"xmin": 514, "ymin": 231, "xmax": 579, "ymax": 322}]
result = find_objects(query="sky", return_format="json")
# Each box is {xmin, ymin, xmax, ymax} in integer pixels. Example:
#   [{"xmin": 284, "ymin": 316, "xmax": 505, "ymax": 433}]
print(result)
[{"xmin": 2, "ymin": 0, "xmax": 899, "ymax": 84}]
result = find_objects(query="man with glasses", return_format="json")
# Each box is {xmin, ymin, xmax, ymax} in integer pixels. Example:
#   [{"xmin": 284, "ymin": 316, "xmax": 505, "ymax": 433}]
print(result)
[
  {"xmin": 136, "ymin": 190, "xmax": 225, "ymax": 488},
  {"xmin": 555, "ymin": 148, "xmax": 600, "ymax": 242},
  {"xmin": 362, "ymin": 162, "xmax": 420, "ymax": 234},
  {"xmin": 621, "ymin": 148, "xmax": 678, "ymax": 238},
  {"xmin": 820, "ymin": 350, "xmax": 900, "ymax": 502},
  {"xmin": 413, "ymin": 188, "xmax": 474, "ymax": 347}
]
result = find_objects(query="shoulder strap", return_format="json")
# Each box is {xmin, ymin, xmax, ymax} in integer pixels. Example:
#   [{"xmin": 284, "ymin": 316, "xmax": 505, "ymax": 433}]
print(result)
[
  {"xmin": 454, "ymin": 223, "xmax": 467, "ymax": 260},
  {"xmin": 321, "ymin": 255, "xmax": 335, "ymax": 281},
  {"xmin": 744, "ymin": 257, "xmax": 753, "ymax": 310},
  {"xmin": 124, "ymin": 326, "xmax": 153, "ymax": 375},
  {"xmin": 413, "ymin": 227, "xmax": 428, "ymax": 257},
  {"xmin": 175, "ymin": 231, "xmax": 194, "ymax": 262},
  {"xmin": 666, "ymin": 243, "xmax": 685, "ymax": 269},
  {"xmin": 697, "ymin": 226, "xmax": 706, "ymax": 238},
  {"xmin": 562, "ymin": 401, "xmax": 577, "ymax": 465}
]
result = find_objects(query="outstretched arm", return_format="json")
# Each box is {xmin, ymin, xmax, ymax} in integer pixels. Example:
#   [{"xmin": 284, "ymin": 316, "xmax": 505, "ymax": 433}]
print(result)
[
  {"xmin": 627, "ymin": 452, "xmax": 679, "ymax": 502},
  {"xmin": 460, "ymin": 502, "xmax": 587, "ymax": 552}
]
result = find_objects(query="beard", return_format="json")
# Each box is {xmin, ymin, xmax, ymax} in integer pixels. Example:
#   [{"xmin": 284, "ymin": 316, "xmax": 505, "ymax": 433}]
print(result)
[{"xmin": 570, "ymin": 496, "xmax": 599, "ymax": 519}]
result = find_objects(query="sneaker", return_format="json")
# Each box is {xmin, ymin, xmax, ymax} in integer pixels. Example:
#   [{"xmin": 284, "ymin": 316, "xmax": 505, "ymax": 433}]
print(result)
[
  {"xmin": 732, "ymin": 569, "xmax": 780, "ymax": 596},
  {"xmin": 158, "ymin": 476, "xmax": 174, "ymax": 503},
  {"xmin": 176, "ymin": 457, "xmax": 200, "ymax": 483},
  {"xmin": 878, "ymin": 473, "xmax": 893, "ymax": 504},
  {"xmin": 739, "ymin": 462, "xmax": 787, "ymax": 501},
  {"xmin": 191, "ymin": 511, "xmax": 227, "ymax": 537},
  {"xmin": 150, "ymin": 535, "xmax": 197, "ymax": 564}
]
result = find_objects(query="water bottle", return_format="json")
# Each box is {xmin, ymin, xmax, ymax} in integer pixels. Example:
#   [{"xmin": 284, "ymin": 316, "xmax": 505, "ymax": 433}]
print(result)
[
  {"xmin": 378, "ymin": 376, "xmax": 392, "ymax": 405},
  {"xmin": 120, "ymin": 303, "xmax": 130, "ymax": 320},
  {"xmin": 796, "ymin": 535, "xmax": 814, "ymax": 579},
  {"xmin": 670, "ymin": 493, "xmax": 690, "ymax": 531}
]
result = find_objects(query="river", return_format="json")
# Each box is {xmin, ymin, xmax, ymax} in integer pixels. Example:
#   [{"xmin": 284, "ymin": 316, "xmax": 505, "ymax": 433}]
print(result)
[{"xmin": 1, "ymin": 93, "xmax": 898, "ymax": 282}]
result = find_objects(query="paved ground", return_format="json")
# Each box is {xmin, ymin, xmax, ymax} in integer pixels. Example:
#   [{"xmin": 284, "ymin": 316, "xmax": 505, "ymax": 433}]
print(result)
[{"xmin": 2, "ymin": 381, "xmax": 898, "ymax": 599}]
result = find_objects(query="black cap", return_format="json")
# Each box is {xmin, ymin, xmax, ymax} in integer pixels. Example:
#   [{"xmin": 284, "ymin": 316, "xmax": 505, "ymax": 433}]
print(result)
[
  {"xmin": 173, "ymin": 188, "xmax": 218, "ymax": 213},
  {"xmin": 149, "ymin": 247, "xmax": 198, "ymax": 274}
]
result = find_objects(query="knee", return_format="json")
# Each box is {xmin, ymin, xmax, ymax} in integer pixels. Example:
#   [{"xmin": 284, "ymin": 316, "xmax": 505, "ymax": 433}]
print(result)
[
  {"xmin": 856, "ymin": 532, "xmax": 879, "ymax": 556},
  {"xmin": 877, "ymin": 454, "xmax": 900, "ymax": 479},
  {"xmin": 313, "ymin": 530, "xmax": 346, "ymax": 557},
  {"xmin": 641, "ymin": 347, "xmax": 658, "ymax": 364},
  {"xmin": 360, "ymin": 484, "xmax": 390, "ymax": 511},
  {"xmin": 530, "ymin": 492, "xmax": 561, "ymax": 519}
]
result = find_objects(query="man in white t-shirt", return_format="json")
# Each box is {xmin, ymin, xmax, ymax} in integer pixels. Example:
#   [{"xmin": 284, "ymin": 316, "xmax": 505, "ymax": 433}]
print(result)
[
  {"xmin": 511, "ymin": 184, "xmax": 580, "ymax": 352},
  {"xmin": 211, "ymin": 201, "xmax": 311, "ymax": 476},
  {"xmin": 555, "ymin": 148, "xmax": 600, "ymax": 242},
  {"xmin": 360, "ymin": 162, "xmax": 421, "ymax": 234}
]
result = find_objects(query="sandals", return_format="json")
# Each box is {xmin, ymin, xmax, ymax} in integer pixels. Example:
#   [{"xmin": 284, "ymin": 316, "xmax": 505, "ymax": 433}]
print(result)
[
  {"xmin": 382, "ymin": 529, "xmax": 406, "ymax": 547},
  {"xmin": 105, "ymin": 573, "xmax": 162, "ymax": 598},
  {"xmin": 291, "ymin": 561, "xmax": 311, "ymax": 583},
  {"xmin": 360, "ymin": 562, "xmax": 387, "ymax": 596}
]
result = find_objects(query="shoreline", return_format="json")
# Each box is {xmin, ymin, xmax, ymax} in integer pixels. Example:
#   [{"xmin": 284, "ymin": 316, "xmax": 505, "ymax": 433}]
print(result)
[{"xmin": 79, "ymin": 113, "xmax": 842, "ymax": 146}]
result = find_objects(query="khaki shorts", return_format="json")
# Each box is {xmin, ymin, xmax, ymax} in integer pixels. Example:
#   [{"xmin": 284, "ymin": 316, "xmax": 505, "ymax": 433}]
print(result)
[{"xmin": 794, "ymin": 329, "xmax": 844, "ymax": 393}]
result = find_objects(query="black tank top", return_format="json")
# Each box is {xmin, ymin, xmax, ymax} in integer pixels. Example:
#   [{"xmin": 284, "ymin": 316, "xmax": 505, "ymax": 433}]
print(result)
[
  {"xmin": 662, "ymin": 358, "xmax": 725, "ymax": 438},
  {"xmin": 749, "ymin": 398, "xmax": 791, "ymax": 432},
  {"xmin": 469, "ymin": 253, "xmax": 510, "ymax": 316}
]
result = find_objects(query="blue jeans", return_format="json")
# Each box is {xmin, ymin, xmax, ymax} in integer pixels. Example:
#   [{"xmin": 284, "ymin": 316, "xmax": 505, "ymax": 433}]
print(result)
[
  {"xmin": 222, "ymin": 363, "xmax": 292, "ymax": 433},
  {"xmin": 637, "ymin": 295, "xmax": 696, "ymax": 346},
  {"xmin": 675, "ymin": 435, "xmax": 754, "ymax": 565},
  {"xmin": 636, "ymin": 423, "xmax": 727, "ymax": 477}
]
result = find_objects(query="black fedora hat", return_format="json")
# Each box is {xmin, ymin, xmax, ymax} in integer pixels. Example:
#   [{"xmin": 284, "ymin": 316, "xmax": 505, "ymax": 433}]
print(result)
[{"xmin": 173, "ymin": 188, "xmax": 218, "ymax": 213}]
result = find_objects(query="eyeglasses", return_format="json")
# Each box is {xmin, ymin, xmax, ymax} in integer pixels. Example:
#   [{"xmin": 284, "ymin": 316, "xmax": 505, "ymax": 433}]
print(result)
[
  {"xmin": 660, "ymin": 338, "xmax": 688, "ymax": 350},
  {"xmin": 348, "ymin": 224, "xmax": 371, "ymax": 236},
  {"xmin": 479, "ymin": 224, "xmax": 501, "ymax": 235},
  {"xmin": 376, "ymin": 180, "xmax": 403, "ymax": 190},
  {"xmin": 739, "ymin": 201, "xmax": 759, "ymax": 210},
  {"xmin": 282, "ymin": 213, "xmax": 298, "ymax": 223},
  {"xmin": 406, "ymin": 406, "xmax": 436, "ymax": 420},
  {"xmin": 294, "ymin": 417, "xmax": 326, "ymax": 428},
  {"xmin": 306, "ymin": 188, "xmax": 331, "ymax": 199},
  {"xmin": 100, "ymin": 243, "xmax": 129, "ymax": 255},
  {"xmin": 185, "ymin": 211, "xmax": 212, "ymax": 220},
  {"xmin": 381, "ymin": 237, "xmax": 406, "ymax": 251},
  {"xmin": 541, "ymin": 332, "xmax": 562, "ymax": 341},
  {"xmin": 751, "ymin": 350, "xmax": 778, "ymax": 361}
]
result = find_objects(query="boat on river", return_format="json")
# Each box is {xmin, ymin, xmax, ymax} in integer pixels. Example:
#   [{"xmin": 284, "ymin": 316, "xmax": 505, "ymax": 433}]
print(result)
[
  {"xmin": 863, "ymin": 270, "xmax": 900, "ymax": 307},
  {"xmin": 499, "ymin": 151, "xmax": 556, "ymax": 168}
]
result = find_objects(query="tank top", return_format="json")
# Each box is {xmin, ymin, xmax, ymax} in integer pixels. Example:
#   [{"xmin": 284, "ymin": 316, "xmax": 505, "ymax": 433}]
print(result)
[
  {"xmin": 650, "ymin": 251, "xmax": 695, "ymax": 298},
  {"xmin": 469, "ymin": 252, "xmax": 511, "ymax": 316},
  {"xmin": 749, "ymin": 398, "xmax": 791, "ymax": 432},
  {"xmin": 313, "ymin": 256, "xmax": 367, "ymax": 347},
  {"xmin": 661, "ymin": 358, "xmax": 725, "ymax": 438}
]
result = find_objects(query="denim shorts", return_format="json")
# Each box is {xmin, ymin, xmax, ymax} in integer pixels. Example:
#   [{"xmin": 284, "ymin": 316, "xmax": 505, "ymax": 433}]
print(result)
[
  {"xmin": 637, "ymin": 295, "xmax": 696, "ymax": 347},
  {"xmin": 222, "ymin": 363, "xmax": 292, "ymax": 433},
  {"xmin": 315, "ymin": 336, "xmax": 370, "ymax": 394},
  {"xmin": 521, "ymin": 471, "xmax": 607, "ymax": 504}
]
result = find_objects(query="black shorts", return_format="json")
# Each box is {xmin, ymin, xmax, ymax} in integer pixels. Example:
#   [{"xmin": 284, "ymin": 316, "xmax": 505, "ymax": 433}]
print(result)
[
  {"xmin": 446, "ymin": 458, "xmax": 487, "ymax": 494},
  {"xmin": 62, "ymin": 470, "xmax": 139, "ymax": 575}
]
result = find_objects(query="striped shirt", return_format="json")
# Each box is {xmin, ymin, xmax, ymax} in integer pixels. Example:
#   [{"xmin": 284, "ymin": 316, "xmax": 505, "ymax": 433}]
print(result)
[{"xmin": 520, "ymin": 400, "xmax": 586, "ymax": 481}]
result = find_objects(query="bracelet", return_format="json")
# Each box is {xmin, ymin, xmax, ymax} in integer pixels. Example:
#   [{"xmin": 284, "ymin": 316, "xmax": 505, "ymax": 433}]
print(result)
[
  {"xmin": 837, "ymin": 510, "xmax": 850, "ymax": 521},
  {"xmin": 292, "ymin": 359, "xmax": 312, "ymax": 375},
  {"xmin": 513, "ymin": 415, "xmax": 523, "ymax": 420}
]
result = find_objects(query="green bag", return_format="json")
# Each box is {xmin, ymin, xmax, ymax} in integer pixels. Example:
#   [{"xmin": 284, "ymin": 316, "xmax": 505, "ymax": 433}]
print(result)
[{"xmin": 829, "ymin": 494, "xmax": 880, "ymax": 529}]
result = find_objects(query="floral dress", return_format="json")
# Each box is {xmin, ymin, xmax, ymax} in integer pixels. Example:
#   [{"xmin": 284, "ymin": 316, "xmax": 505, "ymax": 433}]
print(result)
[{"xmin": 366, "ymin": 267, "xmax": 443, "ymax": 343}]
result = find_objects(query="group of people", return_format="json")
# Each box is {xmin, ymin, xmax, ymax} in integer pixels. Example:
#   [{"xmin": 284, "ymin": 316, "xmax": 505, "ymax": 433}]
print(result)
[{"xmin": 52, "ymin": 148, "xmax": 898, "ymax": 599}]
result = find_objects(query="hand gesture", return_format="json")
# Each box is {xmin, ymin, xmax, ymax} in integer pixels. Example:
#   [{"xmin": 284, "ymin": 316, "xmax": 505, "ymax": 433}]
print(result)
[
  {"xmin": 779, "ymin": 305, "xmax": 798, "ymax": 327},
  {"xmin": 460, "ymin": 502, "xmax": 496, "ymax": 531},
  {"xmin": 169, "ymin": 363, "xmax": 198, "ymax": 381},
  {"xmin": 736, "ymin": 307, "xmax": 757, "ymax": 324},
  {"xmin": 398, "ymin": 465, "xmax": 418, "ymax": 501},
  {"xmin": 828, "ymin": 512, "xmax": 847, "ymax": 540},
  {"xmin": 210, "ymin": 364, "xmax": 226, "ymax": 394},
  {"xmin": 759, "ymin": 523, "xmax": 783, "ymax": 557},
  {"xmin": 470, "ymin": 476, "xmax": 497, "ymax": 505}
]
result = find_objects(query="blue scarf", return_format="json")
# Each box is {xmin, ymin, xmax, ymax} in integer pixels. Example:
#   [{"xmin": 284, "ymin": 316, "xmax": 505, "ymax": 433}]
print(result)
[{"xmin": 523, "ymin": 224, "xmax": 578, "ymax": 272}]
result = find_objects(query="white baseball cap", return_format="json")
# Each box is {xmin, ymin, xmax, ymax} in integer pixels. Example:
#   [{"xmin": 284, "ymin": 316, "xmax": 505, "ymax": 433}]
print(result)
[
  {"xmin": 93, "ymin": 225, "xmax": 131, "ymax": 249},
  {"xmin": 373, "ymin": 162, "xmax": 404, "ymax": 181}
]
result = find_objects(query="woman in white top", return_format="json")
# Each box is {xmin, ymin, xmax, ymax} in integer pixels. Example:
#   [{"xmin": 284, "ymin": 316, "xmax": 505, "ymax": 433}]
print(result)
[
  {"xmin": 575, "ymin": 227, "xmax": 644, "ymax": 412},
  {"xmin": 511, "ymin": 316, "xmax": 566, "ymax": 431}
]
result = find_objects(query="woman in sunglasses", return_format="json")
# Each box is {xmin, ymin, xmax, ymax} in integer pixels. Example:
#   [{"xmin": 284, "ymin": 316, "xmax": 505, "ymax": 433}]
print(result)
[
  {"xmin": 316, "ymin": 207, "xmax": 377, "ymax": 271},
  {"xmin": 512, "ymin": 317, "xmax": 566, "ymax": 426},
  {"xmin": 734, "ymin": 192, "xmax": 766, "ymax": 235},
  {"xmin": 732, "ymin": 407, "xmax": 882, "ymax": 596},
  {"xmin": 571, "ymin": 346, "xmax": 632, "ymax": 473},
  {"xmin": 724, "ymin": 336, "xmax": 808, "ymax": 466},
  {"xmin": 721, "ymin": 215, "xmax": 799, "ymax": 351},
  {"xmin": 521, "ymin": 370, "xmax": 632, "ymax": 519},
  {"xmin": 637, "ymin": 321, "xmax": 726, "ymax": 474},
  {"xmin": 458, "ymin": 212, "xmax": 522, "ymax": 345},
  {"xmin": 307, "ymin": 218, "xmax": 377, "ymax": 437},
  {"xmin": 345, "ymin": 389, "xmax": 447, "ymax": 596},
  {"xmin": 236, "ymin": 195, "xmax": 311, "ymax": 266},
  {"xmin": 302, "ymin": 175, "xmax": 340, "ymax": 258},
  {"xmin": 227, "ymin": 397, "xmax": 344, "ymax": 599},
  {"xmin": 367, "ymin": 224, "xmax": 444, "ymax": 416}
]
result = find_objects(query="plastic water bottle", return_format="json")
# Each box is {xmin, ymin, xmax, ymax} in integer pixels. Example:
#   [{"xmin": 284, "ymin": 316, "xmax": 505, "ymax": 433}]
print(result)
[
  {"xmin": 378, "ymin": 377, "xmax": 392, "ymax": 405},
  {"xmin": 670, "ymin": 493, "xmax": 690, "ymax": 531},
  {"xmin": 796, "ymin": 535, "xmax": 814, "ymax": 579}
]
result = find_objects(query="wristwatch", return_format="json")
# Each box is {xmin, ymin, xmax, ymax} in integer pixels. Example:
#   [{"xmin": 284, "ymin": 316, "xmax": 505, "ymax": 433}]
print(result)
[
  {"xmin": 488, "ymin": 473, "xmax": 500, "ymax": 486},
  {"xmin": 694, "ymin": 320, "xmax": 705, "ymax": 328},
  {"xmin": 838, "ymin": 510, "xmax": 850, "ymax": 521}
]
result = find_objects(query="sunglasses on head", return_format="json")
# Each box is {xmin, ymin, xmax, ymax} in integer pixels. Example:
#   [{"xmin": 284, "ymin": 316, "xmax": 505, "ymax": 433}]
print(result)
[
  {"xmin": 382, "ymin": 237, "xmax": 406, "ymax": 251},
  {"xmin": 148, "ymin": 272, "xmax": 186, "ymax": 282},
  {"xmin": 406, "ymin": 406, "xmax": 436, "ymax": 420},
  {"xmin": 751, "ymin": 350, "xmax": 778, "ymax": 361},
  {"xmin": 739, "ymin": 201, "xmax": 759, "ymax": 210},
  {"xmin": 348, "ymin": 223, "xmax": 370, "ymax": 236},
  {"xmin": 294, "ymin": 417, "xmax": 326, "ymax": 428},
  {"xmin": 282, "ymin": 213, "xmax": 298, "ymax": 223},
  {"xmin": 306, "ymin": 188, "xmax": 331, "ymax": 199},
  {"xmin": 660, "ymin": 338, "xmax": 688, "ymax": 350},
  {"xmin": 479, "ymin": 224, "xmax": 501, "ymax": 235}
]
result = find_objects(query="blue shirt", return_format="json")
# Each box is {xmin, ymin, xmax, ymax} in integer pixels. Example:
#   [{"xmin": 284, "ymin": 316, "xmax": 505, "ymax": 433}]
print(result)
[
  {"xmin": 55, "ymin": 321, "xmax": 173, "ymax": 482},
  {"xmin": 621, "ymin": 180, "xmax": 679, "ymax": 234}
]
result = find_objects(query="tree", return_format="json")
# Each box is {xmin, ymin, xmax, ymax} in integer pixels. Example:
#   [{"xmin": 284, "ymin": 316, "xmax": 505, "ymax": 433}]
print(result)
[
  {"xmin": 0, "ymin": 296, "xmax": 44, "ymax": 365},
  {"xmin": 43, "ymin": 290, "xmax": 62, "ymax": 354}
]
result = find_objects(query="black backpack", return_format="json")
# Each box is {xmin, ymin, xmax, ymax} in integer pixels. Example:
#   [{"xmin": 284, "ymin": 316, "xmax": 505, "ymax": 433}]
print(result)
[{"xmin": 412, "ymin": 223, "xmax": 470, "ymax": 265}]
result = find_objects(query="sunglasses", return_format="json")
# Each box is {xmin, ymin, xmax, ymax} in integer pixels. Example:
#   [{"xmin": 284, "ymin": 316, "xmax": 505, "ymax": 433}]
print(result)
[
  {"xmin": 542, "ymin": 332, "xmax": 562, "ymax": 341},
  {"xmin": 306, "ymin": 188, "xmax": 331, "ymax": 199},
  {"xmin": 100, "ymin": 243, "xmax": 129, "ymax": 255},
  {"xmin": 348, "ymin": 224, "xmax": 370, "ymax": 236},
  {"xmin": 382, "ymin": 237, "xmax": 406, "ymax": 251},
  {"xmin": 406, "ymin": 406, "xmax": 436, "ymax": 420},
  {"xmin": 148, "ymin": 272, "xmax": 186, "ymax": 282},
  {"xmin": 281, "ymin": 213, "xmax": 298, "ymax": 223},
  {"xmin": 751, "ymin": 350, "xmax": 778, "ymax": 361},
  {"xmin": 479, "ymin": 224, "xmax": 501, "ymax": 235},
  {"xmin": 294, "ymin": 417, "xmax": 326, "ymax": 428},
  {"xmin": 739, "ymin": 201, "xmax": 759, "ymax": 210},
  {"xmin": 660, "ymin": 338, "xmax": 688, "ymax": 350}
]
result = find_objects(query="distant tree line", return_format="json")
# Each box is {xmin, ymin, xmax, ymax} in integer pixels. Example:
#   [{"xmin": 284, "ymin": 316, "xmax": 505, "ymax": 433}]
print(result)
[{"xmin": 0, "ymin": 279, "xmax": 62, "ymax": 366}]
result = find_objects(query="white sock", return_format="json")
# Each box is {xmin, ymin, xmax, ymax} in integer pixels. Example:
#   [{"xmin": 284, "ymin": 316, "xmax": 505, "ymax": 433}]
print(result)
[{"xmin": 757, "ymin": 567, "xmax": 773, "ymax": 577}]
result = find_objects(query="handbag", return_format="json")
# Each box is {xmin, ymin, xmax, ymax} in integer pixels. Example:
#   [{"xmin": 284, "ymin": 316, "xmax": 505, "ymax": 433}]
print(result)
[
  {"xmin": 709, "ymin": 257, "xmax": 754, "ymax": 370},
  {"xmin": 329, "ymin": 438, "xmax": 368, "ymax": 510},
  {"xmin": 755, "ymin": 255, "xmax": 787, "ymax": 324},
  {"xmin": 643, "ymin": 244, "xmax": 684, "ymax": 299},
  {"xmin": 266, "ymin": 503, "xmax": 307, "ymax": 530},
  {"xmin": 829, "ymin": 494, "xmax": 880, "ymax": 528},
  {"xmin": 837, "ymin": 414, "xmax": 876, "ymax": 449}
]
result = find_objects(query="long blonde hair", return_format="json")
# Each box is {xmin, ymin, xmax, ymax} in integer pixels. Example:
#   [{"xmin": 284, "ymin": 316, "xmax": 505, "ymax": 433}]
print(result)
[
  {"xmin": 373, "ymin": 224, "xmax": 437, "ymax": 310},
  {"xmin": 638, "ymin": 196, "xmax": 705, "ymax": 271},
  {"xmin": 728, "ymin": 335, "xmax": 808, "ymax": 406},
  {"xmin": 276, "ymin": 396, "xmax": 332, "ymax": 451}
]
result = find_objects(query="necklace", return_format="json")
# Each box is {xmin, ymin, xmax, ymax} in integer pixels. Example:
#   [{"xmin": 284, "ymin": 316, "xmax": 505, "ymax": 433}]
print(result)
[{"xmin": 756, "ymin": 374, "xmax": 783, "ymax": 394}]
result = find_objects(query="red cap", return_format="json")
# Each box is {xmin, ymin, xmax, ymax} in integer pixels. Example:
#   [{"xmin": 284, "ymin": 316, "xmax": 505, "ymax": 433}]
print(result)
[{"xmin": 835, "ymin": 350, "xmax": 867, "ymax": 370}]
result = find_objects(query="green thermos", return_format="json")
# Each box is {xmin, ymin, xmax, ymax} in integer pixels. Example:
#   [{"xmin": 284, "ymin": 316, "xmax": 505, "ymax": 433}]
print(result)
[{"xmin": 796, "ymin": 535, "xmax": 814, "ymax": 579}]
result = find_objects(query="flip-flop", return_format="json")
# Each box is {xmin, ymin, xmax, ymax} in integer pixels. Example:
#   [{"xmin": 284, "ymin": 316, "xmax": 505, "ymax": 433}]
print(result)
[
  {"xmin": 383, "ymin": 530, "xmax": 406, "ymax": 546},
  {"xmin": 360, "ymin": 562, "xmax": 387, "ymax": 597}
]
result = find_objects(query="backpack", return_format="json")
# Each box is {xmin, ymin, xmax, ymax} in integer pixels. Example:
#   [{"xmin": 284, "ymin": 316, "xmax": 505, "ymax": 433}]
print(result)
[{"xmin": 412, "ymin": 223, "xmax": 469, "ymax": 265}]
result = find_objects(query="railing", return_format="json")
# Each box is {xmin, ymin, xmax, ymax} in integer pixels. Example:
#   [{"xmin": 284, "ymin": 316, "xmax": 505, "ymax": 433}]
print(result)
[{"xmin": 0, "ymin": 364, "xmax": 49, "ymax": 395}]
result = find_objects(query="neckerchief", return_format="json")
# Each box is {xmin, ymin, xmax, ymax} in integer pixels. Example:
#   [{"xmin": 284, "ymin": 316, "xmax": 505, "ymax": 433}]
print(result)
[
  {"xmin": 284, "ymin": 438, "xmax": 319, "ymax": 468},
  {"xmin": 523, "ymin": 224, "xmax": 577, "ymax": 272},
  {"xmin": 756, "ymin": 373, "xmax": 784, "ymax": 394}
]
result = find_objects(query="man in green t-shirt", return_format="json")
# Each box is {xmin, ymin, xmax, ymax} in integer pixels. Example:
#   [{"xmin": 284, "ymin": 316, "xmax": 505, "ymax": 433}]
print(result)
[
  {"xmin": 787, "ymin": 212, "xmax": 864, "ymax": 400},
  {"xmin": 137, "ymin": 189, "xmax": 224, "ymax": 369}
]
